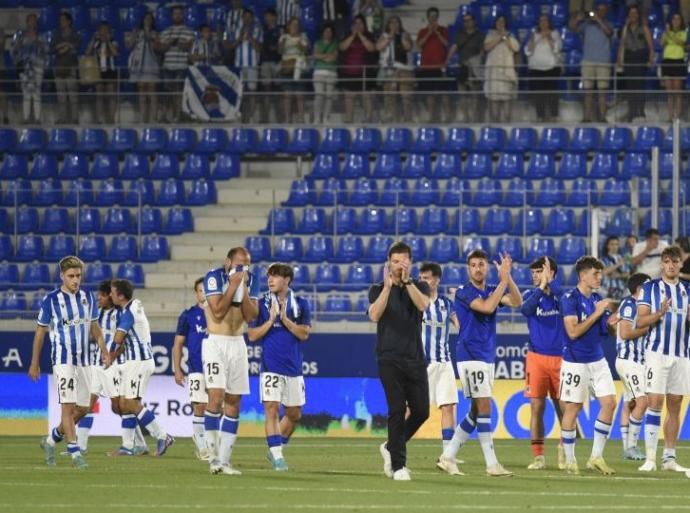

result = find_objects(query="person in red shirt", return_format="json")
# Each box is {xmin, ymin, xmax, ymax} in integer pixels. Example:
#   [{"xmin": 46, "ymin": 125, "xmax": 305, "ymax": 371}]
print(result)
[
  {"xmin": 339, "ymin": 14, "xmax": 377, "ymax": 122},
  {"xmin": 416, "ymin": 7, "xmax": 451, "ymax": 122}
]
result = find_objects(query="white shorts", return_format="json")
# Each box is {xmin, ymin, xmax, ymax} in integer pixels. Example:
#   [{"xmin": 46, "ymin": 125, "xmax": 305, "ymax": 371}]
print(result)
[
  {"xmin": 53, "ymin": 364, "xmax": 91, "ymax": 407},
  {"xmin": 615, "ymin": 358, "xmax": 646, "ymax": 402},
  {"xmin": 96, "ymin": 363, "xmax": 123, "ymax": 398},
  {"xmin": 427, "ymin": 361, "xmax": 458, "ymax": 406},
  {"xmin": 457, "ymin": 361, "xmax": 494, "ymax": 399},
  {"xmin": 645, "ymin": 351, "xmax": 690, "ymax": 396},
  {"xmin": 202, "ymin": 334, "xmax": 250, "ymax": 395},
  {"xmin": 260, "ymin": 372, "xmax": 305, "ymax": 407},
  {"xmin": 188, "ymin": 372, "xmax": 207, "ymax": 404},
  {"xmin": 559, "ymin": 358, "xmax": 616, "ymax": 403},
  {"xmin": 89, "ymin": 365, "xmax": 103, "ymax": 396},
  {"xmin": 121, "ymin": 359, "xmax": 155, "ymax": 400}
]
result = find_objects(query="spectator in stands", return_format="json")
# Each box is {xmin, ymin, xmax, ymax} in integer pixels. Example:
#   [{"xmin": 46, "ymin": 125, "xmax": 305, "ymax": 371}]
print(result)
[
  {"xmin": 126, "ymin": 12, "xmax": 160, "ymax": 124},
  {"xmin": 11, "ymin": 14, "xmax": 46, "ymax": 124},
  {"xmin": 601, "ymin": 236, "xmax": 630, "ymax": 301},
  {"xmin": 86, "ymin": 22, "xmax": 119, "ymax": 124},
  {"xmin": 571, "ymin": 3, "xmax": 613, "ymax": 123},
  {"xmin": 660, "ymin": 13, "xmax": 687, "ymax": 120},
  {"xmin": 675, "ymin": 236, "xmax": 690, "ymax": 281},
  {"xmin": 632, "ymin": 228, "xmax": 668, "ymax": 279},
  {"xmin": 224, "ymin": 0, "xmax": 245, "ymax": 41},
  {"xmin": 339, "ymin": 14, "xmax": 376, "ymax": 123},
  {"xmin": 446, "ymin": 13, "xmax": 483, "ymax": 122},
  {"xmin": 0, "ymin": 29, "xmax": 7, "ymax": 124},
  {"xmin": 353, "ymin": 0, "xmax": 383, "ymax": 37},
  {"xmin": 277, "ymin": 0, "xmax": 301, "ymax": 30},
  {"xmin": 525, "ymin": 15, "xmax": 562, "ymax": 122},
  {"xmin": 416, "ymin": 7, "xmax": 451, "ymax": 123},
  {"xmin": 622, "ymin": 234, "xmax": 638, "ymax": 258},
  {"xmin": 322, "ymin": 0, "xmax": 351, "ymax": 40},
  {"xmin": 191, "ymin": 24, "xmax": 223, "ymax": 65},
  {"xmin": 483, "ymin": 15, "xmax": 519, "ymax": 123},
  {"xmin": 52, "ymin": 12, "xmax": 80, "ymax": 124},
  {"xmin": 312, "ymin": 23, "xmax": 339, "ymax": 124},
  {"xmin": 377, "ymin": 16, "xmax": 413, "ymax": 123},
  {"xmin": 260, "ymin": 8, "xmax": 281, "ymax": 123},
  {"xmin": 157, "ymin": 6, "xmax": 195, "ymax": 123},
  {"xmin": 279, "ymin": 17, "xmax": 309, "ymax": 122},
  {"xmin": 617, "ymin": 6, "xmax": 654, "ymax": 122},
  {"xmin": 226, "ymin": 10, "xmax": 262, "ymax": 122}
]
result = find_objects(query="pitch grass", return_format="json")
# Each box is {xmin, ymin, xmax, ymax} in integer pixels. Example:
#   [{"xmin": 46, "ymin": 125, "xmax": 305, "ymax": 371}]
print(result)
[{"xmin": 1, "ymin": 437, "xmax": 690, "ymax": 512}]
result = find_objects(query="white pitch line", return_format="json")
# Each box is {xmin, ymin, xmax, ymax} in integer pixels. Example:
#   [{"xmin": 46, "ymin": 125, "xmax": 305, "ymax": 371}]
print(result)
[{"xmin": 2, "ymin": 505, "xmax": 690, "ymax": 511}]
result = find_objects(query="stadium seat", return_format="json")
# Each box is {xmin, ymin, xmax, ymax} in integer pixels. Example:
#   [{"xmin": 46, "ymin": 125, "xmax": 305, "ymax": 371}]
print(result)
[
  {"xmin": 558, "ymin": 237, "xmax": 587, "ymax": 264},
  {"xmin": 444, "ymin": 127, "xmax": 475, "ymax": 152},
  {"xmin": 350, "ymin": 128, "xmax": 382, "ymax": 153},
  {"xmin": 574, "ymin": 210, "xmax": 591, "ymax": 237},
  {"xmin": 29, "ymin": 153, "xmax": 58, "ymax": 179},
  {"xmin": 495, "ymin": 237, "xmax": 525, "ymax": 263},
  {"xmin": 17, "ymin": 128, "xmax": 46, "ymax": 153},
  {"xmin": 256, "ymin": 128, "xmax": 289, "ymax": 154},
  {"xmin": 319, "ymin": 128, "xmax": 350, "ymax": 153},
  {"xmin": 150, "ymin": 153, "xmax": 180, "ymax": 180},
  {"xmin": 196, "ymin": 128, "xmax": 228, "ymax": 154},
  {"xmin": 407, "ymin": 177, "xmax": 439, "ymax": 206},
  {"xmin": 331, "ymin": 236, "xmax": 364, "ymax": 263},
  {"xmin": 121, "ymin": 153, "xmax": 150, "ymax": 180},
  {"xmin": 136, "ymin": 128, "xmax": 168, "ymax": 154},
  {"xmin": 463, "ymin": 153, "xmax": 492, "ymax": 178},
  {"xmin": 84, "ymin": 262, "xmax": 113, "ymax": 286},
  {"xmin": 525, "ymin": 153, "xmax": 555, "ymax": 179},
  {"xmin": 116, "ymin": 263, "xmax": 144, "ymax": 286},
  {"xmin": 475, "ymin": 127, "xmax": 505, "ymax": 152},
  {"xmin": 482, "ymin": 207, "xmax": 513, "ymax": 235},
  {"xmin": 0, "ymin": 129, "xmax": 17, "ymax": 153},
  {"xmin": 402, "ymin": 236, "xmax": 427, "ymax": 261},
  {"xmin": 227, "ymin": 128, "xmax": 257, "ymax": 154},
  {"xmin": 601, "ymin": 126, "xmax": 632, "ymax": 153},
  {"xmin": 355, "ymin": 294, "xmax": 370, "ymax": 315},
  {"xmin": 506, "ymin": 127, "xmax": 537, "ymax": 152},
  {"xmin": 333, "ymin": 207, "xmax": 357, "ymax": 234},
  {"xmin": 136, "ymin": 207, "xmax": 163, "ymax": 234},
  {"xmin": 537, "ymin": 127, "xmax": 569, "ymax": 153},
  {"xmin": 310, "ymin": 153, "xmax": 339, "ymax": 179},
  {"xmin": 262, "ymin": 208, "xmax": 295, "ymax": 235},
  {"xmin": 621, "ymin": 152, "xmax": 649, "ymax": 178},
  {"xmin": 64, "ymin": 180, "xmax": 94, "ymax": 207},
  {"xmin": 634, "ymin": 126, "xmax": 663, "ymax": 152},
  {"xmin": 450, "ymin": 208, "xmax": 480, "ymax": 234},
  {"xmin": 244, "ymin": 236, "xmax": 271, "ymax": 262},
  {"xmin": 557, "ymin": 152, "xmax": 586, "ymax": 179},
  {"xmin": 386, "ymin": 207, "xmax": 417, "ymax": 235},
  {"xmin": 2, "ymin": 178, "xmax": 31, "ymax": 206},
  {"xmin": 296, "ymin": 207, "xmax": 328, "ymax": 234},
  {"xmin": 432, "ymin": 153, "xmax": 461, "ymax": 178},
  {"xmin": 356, "ymin": 207, "xmax": 386, "ymax": 234},
  {"xmin": 0, "ymin": 210, "xmax": 7, "ymax": 232},
  {"xmin": 77, "ymin": 128, "xmax": 107, "ymax": 153},
  {"xmin": 347, "ymin": 177, "xmax": 378, "ymax": 206},
  {"xmin": 638, "ymin": 177, "xmax": 651, "ymax": 207},
  {"xmin": 107, "ymin": 235, "xmax": 136, "ymax": 262},
  {"xmin": 343, "ymin": 265, "xmax": 373, "ymax": 291},
  {"xmin": 95, "ymin": 179, "xmax": 124, "ymax": 206},
  {"xmin": 362, "ymin": 235, "xmax": 394, "ymax": 263},
  {"xmin": 140, "ymin": 235, "xmax": 169, "ymax": 262},
  {"xmin": 341, "ymin": 153, "xmax": 370, "ymax": 179},
  {"xmin": 494, "ymin": 153, "xmax": 524, "ymax": 178},
  {"xmin": 75, "ymin": 207, "xmax": 100, "ymax": 234},
  {"xmin": 503, "ymin": 178, "xmax": 533, "ymax": 207},
  {"xmin": 662, "ymin": 126, "xmax": 690, "ymax": 152},
  {"xmin": 0, "ymin": 235, "xmax": 11, "ymax": 261},
  {"xmin": 543, "ymin": 208, "xmax": 575, "ymax": 236},
  {"xmin": 605, "ymin": 208, "xmax": 634, "ymax": 236},
  {"xmin": 314, "ymin": 262, "xmax": 341, "ymax": 290},
  {"xmin": 660, "ymin": 152, "xmax": 673, "ymax": 179},
  {"xmin": 526, "ymin": 238, "xmax": 556, "ymax": 262},
  {"xmin": 284, "ymin": 179, "xmax": 315, "ymax": 207},
  {"xmin": 382, "ymin": 127, "xmax": 412, "ymax": 153},
  {"xmin": 124, "ymin": 180, "xmax": 154, "ymax": 207},
  {"xmin": 440, "ymin": 177, "xmax": 471, "ymax": 206},
  {"xmin": 316, "ymin": 178, "xmax": 347, "ymax": 206},
  {"xmin": 462, "ymin": 237, "xmax": 491, "ymax": 259},
  {"xmin": 566, "ymin": 178, "xmax": 597, "ymax": 206},
  {"xmin": 16, "ymin": 207, "xmax": 39, "ymax": 234},
  {"xmin": 300, "ymin": 236, "xmax": 333, "ymax": 263},
  {"xmin": 106, "ymin": 128, "xmax": 137, "ymax": 153},
  {"xmin": 162, "ymin": 207, "xmax": 193, "ymax": 234},
  {"xmin": 514, "ymin": 208, "xmax": 544, "ymax": 235},
  {"xmin": 46, "ymin": 128, "xmax": 77, "ymax": 153},
  {"xmin": 91, "ymin": 153, "xmax": 119, "ymax": 179},
  {"xmin": 15, "ymin": 235, "xmax": 43, "ymax": 261},
  {"xmin": 1, "ymin": 154, "xmax": 28, "ymax": 179},
  {"xmin": 212, "ymin": 153, "xmax": 240, "ymax": 180},
  {"xmin": 290, "ymin": 264, "xmax": 311, "ymax": 291},
  {"xmin": 441, "ymin": 265, "xmax": 464, "ymax": 287},
  {"xmin": 412, "ymin": 127, "xmax": 443, "ymax": 153},
  {"xmin": 0, "ymin": 262, "xmax": 19, "ymax": 289},
  {"xmin": 372, "ymin": 153, "xmax": 402, "ymax": 178},
  {"xmin": 379, "ymin": 177, "xmax": 409, "ymax": 206},
  {"xmin": 402, "ymin": 153, "xmax": 432, "ymax": 178},
  {"xmin": 531, "ymin": 178, "xmax": 565, "ymax": 207},
  {"xmin": 40, "ymin": 207, "xmax": 69, "ymax": 234},
  {"xmin": 589, "ymin": 152, "xmax": 618, "ymax": 178},
  {"xmin": 471, "ymin": 177, "xmax": 501, "ymax": 206},
  {"xmin": 512, "ymin": 265, "xmax": 532, "ymax": 287},
  {"xmin": 21, "ymin": 263, "xmax": 49, "ymax": 289},
  {"xmin": 181, "ymin": 153, "xmax": 210, "ymax": 180},
  {"xmin": 59, "ymin": 153, "xmax": 89, "ymax": 179},
  {"xmin": 419, "ymin": 207, "xmax": 449, "ymax": 234},
  {"xmin": 569, "ymin": 127, "xmax": 600, "ymax": 152},
  {"xmin": 186, "ymin": 179, "xmax": 216, "ymax": 205},
  {"xmin": 598, "ymin": 179, "xmax": 631, "ymax": 206},
  {"xmin": 429, "ymin": 235, "xmax": 459, "ymax": 263},
  {"xmin": 166, "ymin": 128, "xmax": 197, "ymax": 154},
  {"xmin": 287, "ymin": 128, "xmax": 320, "ymax": 155},
  {"xmin": 33, "ymin": 179, "xmax": 62, "ymax": 206},
  {"xmin": 0, "ymin": 291, "xmax": 27, "ymax": 317}
]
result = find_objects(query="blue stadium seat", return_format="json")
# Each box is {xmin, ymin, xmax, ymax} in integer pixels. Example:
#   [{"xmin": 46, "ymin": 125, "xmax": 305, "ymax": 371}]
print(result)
[
  {"xmin": 140, "ymin": 235, "xmax": 169, "ymax": 262},
  {"xmin": 531, "ymin": 178, "xmax": 565, "ymax": 207},
  {"xmin": 382, "ymin": 127, "xmax": 412, "ymax": 153},
  {"xmin": 28, "ymin": 290, "xmax": 45, "ymax": 312},
  {"xmin": 16, "ymin": 207, "xmax": 39, "ymax": 234},
  {"xmin": 601, "ymin": 126, "xmax": 632, "ymax": 152},
  {"xmin": 310, "ymin": 153, "xmax": 339, "ymax": 179},
  {"xmin": 638, "ymin": 178, "xmax": 651, "ymax": 207},
  {"xmin": 15, "ymin": 235, "xmax": 43, "ymax": 261},
  {"xmin": 2, "ymin": 178, "xmax": 31, "ymax": 206},
  {"xmin": 290, "ymin": 263, "xmax": 311, "ymax": 290},
  {"xmin": 319, "ymin": 128, "xmax": 350, "ymax": 153},
  {"xmin": 95, "ymin": 179, "xmax": 124, "ymax": 206},
  {"xmin": 46, "ymin": 128, "xmax": 77, "ymax": 153},
  {"xmin": 0, "ymin": 262, "xmax": 19, "ymax": 289},
  {"xmin": 660, "ymin": 152, "xmax": 673, "ymax": 179},
  {"xmin": 566, "ymin": 178, "xmax": 597, "ymax": 207},
  {"xmin": 40, "ymin": 207, "xmax": 69, "ymax": 234},
  {"xmin": 494, "ymin": 153, "xmax": 524, "ymax": 178},
  {"xmin": 75, "ymin": 207, "xmax": 100, "ymax": 234},
  {"xmin": 462, "ymin": 237, "xmax": 491, "ymax": 259},
  {"xmin": 332, "ymin": 236, "xmax": 364, "ymax": 263},
  {"xmin": 463, "ymin": 152, "xmax": 492, "ymax": 178},
  {"xmin": 245, "ymin": 236, "xmax": 271, "ymax": 262},
  {"xmin": 558, "ymin": 237, "xmax": 587, "ymax": 264},
  {"xmin": 256, "ymin": 128, "xmax": 289, "ymax": 154},
  {"xmin": 314, "ymin": 262, "xmax": 341, "ymax": 289},
  {"xmin": 21, "ymin": 263, "xmax": 50, "ymax": 289},
  {"xmin": 440, "ymin": 177, "xmax": 471, "ymax": 206},
  {"xmin": 495, "ymin": 237, "xmax": 525, "ymax": 262},
  {"xmin": 121, "ymin": 153, "xmax": 150, "ymax": 180},
  {"xmin": 451, "ymin": 208, "xmax": 480, "ymax": 234},
  {"xmin": 482, "ymin": 207, "xmax": 513, "ymax": 235},
  {"xmin": 574, "ymin": 210, "xmax": 591, "ymax": 237},
  {"xmin": 0, "ymin": 235, "xmax": 11, "ymax": 261},
  {"xmin": 514, "ymin": 2, "xmax": 537, "ymax": 28},
  {"xmin": 303, "ymin": 236, "xmax": 335, "ymax": 263},
  {"xmin": 419, "ymin": 207, "xmax": 449, "ymax": 234},
  {"xmin": 136, "ymin": 128, "xmax": 168, "ymax": 154},
  {"xmin": 106, "ymin": 128, "xmax": 137, "ymax": 153},
  {"xmin": 29, "ymin": 153, "xmax": 58, "ymax": 179},
  {"xmin": 0, "ymin": 129, "xmax": 17, "ymax": 153},
  {"xmin": 262, "ymin": 208, "xmax": 295, "ymax": 235},
  {"xmin": 33, "ymin": 179, "xmax": 62, "ymax": 206},
  {"xmin": 64, "ymin": 180, "xmax": 94, "ymax": 207},
  {"xmin": 94, "ymin": 5, "xmax": 120, "ymax": 28},
  {"xmin": 287, "ymin": 128, "xmax": 320, "ymax": 155},
  {"xmin": 543, "ymin": 208, "xmax": 575, "ymax": 235},
  {"xmin": 569, "ymin": 127, "xmax": 600, "ymax": 152},
  {"xmin": 91, "ymin": 153, "xmax": 119, "ymax": 179},
  {"xmin": 0, "ymin": 210, "xmax": 7, "ymax": 232},
  {"xmin": 412, "ymin": 127, "xmax": 443, "ymax": 153},
  {"xmin": 350, "ymin": 128, "xmax": 381, "ymax": 153},
  {"xmin": 227, "ymin": 128, "xmax": 257, "ymax": 154},
  {"xmin": 589, "ymin": 152, "xmax": 618, "ymax": 178},
  {"xmin": 107, "ymin": 235, "xmax": 136, "ymax": 262},
  {"xmin": 471, "ymin": 177, "xmax": 501, "ymax": 206},
  {"xmin": 441, "ymin": 265, "xmax": 464, "ymax": 287},
  {"xmin": 444, "ymin": 127, "xmax": 475, "ymax": 152},
  {"xmin": 429, "ymin": 235, "xmax": 459, "ymax": 263},
  {"xmin": 402, "ymin": 153, "xmax": 432, "ymax": 178},
  {"xmin": 166, "ymin": 128, "xmax": 197, "ymax": 154},
  {"xmin": 662, "ymin": 126, "xmax": 690, "ymax": 152},
  {"xmin": 386, "ymin": 207, "xmax": 417, "ymax": 234},
  {"xmin": 503, "ymin": 178, "xmax": 533, "ymax": 207},
  {"xmin": 296, "ymin": 207, "xmax": 328, "ymax": 234},
  {"xmin": 605, "ymin": 208, "xmax": 634, "ymax": 236},
  {"xmin": 316, "ymin": 178, "xmax": 346, "ymax": 206},
  {"xmin": 526, "ymin": 153, "xmax": 555, "ymax": 179},
  {"xmin": 181, "ymin": 153, "xmax": 210, "ymax": 180},
  {"xmin": 163, "ymin": 207, "xmax": 193, "ymax": 234},
  {"xmin": 432, "ymin": 153, "xmax": 461, "ymax": 178},
  {"xmin": 537, "ymin": 127, "xmax": 569, "ymax": 153},
  {"xmin": 84, "ymin": 262, "xmax": 113, "ymax": 286},
  {"xmin": 634, "ymin": 126, "xmax": 663, "ymax": 152},
  {"xmin": 17, "ymin": 128, "xmax": 46, "ymax": 154},
  {"xmin": 372, "ymin": 153, "xmax": 402, "ymax": 178},
  {"xmin": 77, "ymin": 128, "xmax": 107, "ymax": 153},
  {"xmin": 342, "ymin": 265, "xmax": 373, "ymax": 291},
  {"xmin": 506, "ymin": 127, "xmax": 537, "ymax": 152},
  {"xmin": 121, "ymin": 4, "xmax": 146, "ymax": 30},
  {"xmin": 347, "ymin": 177, "xmax": 378, "ymax": 206},
  {"xmin": 212, "ymin": 153, "xmax": 240, "ymax": 180},
  {"xmin": 621, "ymin": 152, "xmax": 649, "ymax": 179},
  {"xmin": 0, "ymin": 291, "xmax": 27, "ymax": 317},
  {"xmin": 124, "ymin": 179, "xmax": 154, "ymax": 206},
  {"xmin": 362, "ymin": 235, "xmax": 394, "ymax": 263},
  {"xmin": 402, "ymin": 236, "xmax": 427, "ymax": 261},
  {"xmin": 150, "ymin": 153, "xmax": 180, "ymax": 180},
  {"xmin": 1, "ymin": 154, "xmax": 28, "ymax": 179},
  {"xmin": 116, "ymin": 263, "xmax": 144, "ymax": 286},
  {"xmin": 283, "ymin": 179, "xmax": 315, "ymax": 207},
  {"xmin": 407, "ymin": 177, "xmax": 439, "ymax": 206},
  {"xmin": 475, "ymin": 127, "xmax": 505, "ymax": 152},
  {"xmin": 550, "ymin": 2, "xmax": 568, "ymax": 27},
  {"xmin": 184, "ymin": 3, "xmax": 206, "ymax": 29},
  {"xmin": 557, "ymin": 152, "xmax": 586, "ymax": 179},
  {"xmin": 138, "ymin": 207, "xmax": 163, "ymax": 234},
  {"xmin": 514, "ymin": 208, "xmax": 544, "ymax": 235},
  {"xmin": 196, "ymin": 128, "xmax": 228, "ymax": 154},
  {"xmin": 60, "ymin": 153, "xmax": 89, "ymax": 179},
  {"xmin": 341, "ymin": 153, "xmax": 370, "ymax": 179},
  {"xmin": 186, "ymin": 179, "xmax": 216, "ymax": 205},
  {"xmin": 355, "ymin": 294, "xmax": 370, "ymax": 315},
  {"xmin": 598, "ymin": 179, "xmax": 630, "ymax": 206},
  {"xmin": 526, "ymin": 238, "xmax": 556, "ymax": 262},
  {"xmin": 334, "ymin": 207, "xmax": 357, "ymax": 234},
  {"xmin": 512, "ymin": 265, "xmax": 532, "ymax": 287},
  {"xmin": 379, "ymin": 177, "xmax": 409, "ymax": 206}
]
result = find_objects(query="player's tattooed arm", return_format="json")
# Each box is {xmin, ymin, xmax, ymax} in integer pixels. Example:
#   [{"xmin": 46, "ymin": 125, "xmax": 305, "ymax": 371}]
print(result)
[{"xmin": 28, "ymin": 325, "xmax": 47, "ymax": 381}]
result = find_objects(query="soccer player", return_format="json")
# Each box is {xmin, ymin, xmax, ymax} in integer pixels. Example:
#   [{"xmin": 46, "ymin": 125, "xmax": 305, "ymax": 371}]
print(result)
[
  {"xmin": 560, "ymin": 256, "xmax": 616, "ymax": 476},
  {"xmin": 203, "ymin": 247, "xmax": 258, "ymax": 475},
  {"xmin": 612, "ymin": 273, "xmax": 650, "ymax": 461},
  {"xmin": 247, "ymin": 263, "xmax": 311, "ymax": 471},
  {"xmin": 110, "ymin": 279, "xmax": 174, "ymax": 456},
  {"xmin": 173, "ymin": 277, "xmax": 209, "ymax": 460},
  {"xmin": 636, "ymin": 246, "xmax": 690, "ymax": 472},
  {"xmin": 440, "ymin": 250, "xmax": 522, "ymax": 477},
  {"xmin": 520, "ymin": 257, "xmax": 566, "ymax": 470},
  {"xmin": 417, "ymin": 263, "xmax": 460, "ymax": 474},
  {"xmin": 28, "ymin": 256, "xmax": 110, "ymax": 469}
]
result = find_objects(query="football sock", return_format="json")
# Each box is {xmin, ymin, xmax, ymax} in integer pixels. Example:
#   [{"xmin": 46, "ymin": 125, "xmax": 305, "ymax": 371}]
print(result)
[
  {"xmin": 137, "ymin": 408, "xmax": 165, "ymax": 440},
  {"xmin": 204, "ymin": 411, "xmax": 221, "ymax": 460},
  {"xmin": 620, "ymin": 424, "xmax": 629, "ymax": 452},
  {"xmin": 267, "ymin": 434, "xmax": 283, "ymax": 460},
  {"xmin": 442, "ymin": 413, "xmax": 476, "ymax": 459},
  {"xmin": 591, "ymin": 419, "xmax": 611, "ymax": 459},
  {"xmin": 477, "ymin": 415, "xmax": 498, "ymax": 467},
  {"xmin": 77, "ymin": 413, "xmax": 94, "ymax": 451},
  {"xmin": 628, "ymin": 415, "xmax": 642, "ymax": 450},
  {"xmin": 644, "ymin": 409, "xmax": 661, "ymax": 463},
  {"xmin": 46, "ymin": 427, "xmax": 63, "ymax": 447},
  {"xmin": 193, "ymin": 415, "xmax": 206, "ymax": 453},
  {"xmin": 219, "ymin": 416, "xmax": 239, "ymax": 465},
  {"xmin": 561, "ymin": 429, "xmax": 576, "ymax": 464},
  {"xmin": 121, "ymin": 414, "xmax": 137, "ymax": 450}
]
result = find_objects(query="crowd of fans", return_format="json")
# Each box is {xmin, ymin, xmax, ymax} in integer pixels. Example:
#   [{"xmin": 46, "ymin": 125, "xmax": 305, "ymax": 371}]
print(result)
[{"xmin": 0, "ymin": 0, "xmax": 689, "ymax": 124}]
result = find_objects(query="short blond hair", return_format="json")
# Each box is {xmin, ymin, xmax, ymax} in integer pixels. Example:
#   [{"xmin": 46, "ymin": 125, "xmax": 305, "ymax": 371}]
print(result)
[{"xmin": 59, "ymin": 255, "xmax": 84, "ymax": 273}]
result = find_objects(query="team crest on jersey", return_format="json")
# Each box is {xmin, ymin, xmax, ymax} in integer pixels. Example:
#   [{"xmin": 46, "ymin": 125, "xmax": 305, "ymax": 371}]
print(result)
[
  {"xmin": 682, "ymin": 289, "xmax": 687, "ymax": 298},
  {"xmin": 81, "ymin": 298, "xmax": 87, "ymax": 306}
]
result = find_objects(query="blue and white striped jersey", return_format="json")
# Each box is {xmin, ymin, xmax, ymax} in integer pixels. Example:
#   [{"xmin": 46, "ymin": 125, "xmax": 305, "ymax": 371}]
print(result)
[
  {"xmin": 231, "ymin": 22, "xmax": 263, "ymax": 67},
  {"xmin": 423, "ymin": 295, "xmax": 454, "ymax": 364},
  {"xmin": 638, "ymin": 278, "xmax": 690, "ymax": 358},
  {"xmin": 224, "ymin": 8, "xmax": 244, "ymax": 36},
  {"xmin": 37, "ymin": 288, "xmax": 98, "ymax": 367},
  {"xmin": 277, "ymin": 0, "xmax": 300, "ymax": 27},
  {"xmin": 115, "ymin": 299, "xmax": 153, "ymax": 361},
  {"xmin": 616, "ymin": 295, "xmax": 645, "ymax": 364},
  {"xmin": 95, "ymin": 307, "xmax": 124, "ymax": 366}
]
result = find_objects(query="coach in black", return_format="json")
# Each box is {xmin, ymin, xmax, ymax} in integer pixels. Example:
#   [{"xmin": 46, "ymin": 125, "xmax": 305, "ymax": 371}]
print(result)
[{"xmin": 368, "ymin": 242, "xmax": 431, "ymax": 481}]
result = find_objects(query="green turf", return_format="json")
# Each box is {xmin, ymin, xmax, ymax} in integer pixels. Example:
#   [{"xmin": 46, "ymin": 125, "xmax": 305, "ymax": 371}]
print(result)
[{"xmin": 1, "ymin": 437, "xmax": 690, "ymax": 512}]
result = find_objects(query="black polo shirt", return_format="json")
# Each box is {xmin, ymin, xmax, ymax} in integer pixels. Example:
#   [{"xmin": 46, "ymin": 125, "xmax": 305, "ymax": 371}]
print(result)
[{"xmin": 368, "ymin": 280, "xmax": 431, "ymax": 364}]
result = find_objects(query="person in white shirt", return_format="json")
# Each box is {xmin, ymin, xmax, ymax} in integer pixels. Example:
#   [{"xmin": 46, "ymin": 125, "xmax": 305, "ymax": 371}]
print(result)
[
  {"xmin": 632, "ymin": 229, "xmax": 669, "ymax": 279},
  {"xmin": 525, "ymin": 15, "xmax": 562, "ymax": 122}
]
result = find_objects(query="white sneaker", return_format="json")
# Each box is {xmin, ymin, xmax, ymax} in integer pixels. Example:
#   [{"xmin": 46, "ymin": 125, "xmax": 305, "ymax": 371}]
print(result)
[
  {"xmin": 436, "ymin": 456, "xmax": 464, "ymax": 476},
  {"xmin": 527, "ymin": 455, "xmax": 546, "ymax": 470},
  {"xmin": 379, "ymin": 442, "xmax": 393, "ymax": 478},
  {"xmin": 486, "ymin": 463, "xmax": 513, "ymax": 477},
  {"xmin": 638, "ymin": 460, "xmax": 657, "ymax": 472},
  {"xmin": 393, "ymin": 467, "xmax": 411, "ymax": 481},
  {"xmin": 209, "ymin": 459, "xmax": 223, "ymax": 474},
  {"xmin": 218, "ymin": 464, "xmax": 242, "ymax": 475},
  {"xmin": 662, "ymin": 459, "xmax": 690, "ymax": 472}
]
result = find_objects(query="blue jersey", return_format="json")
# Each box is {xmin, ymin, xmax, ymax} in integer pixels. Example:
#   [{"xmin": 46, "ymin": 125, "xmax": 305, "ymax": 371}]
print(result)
[
  {"xmin": 37, "ymin": 288, "xmax": 98, "ymax": 367},
  {"xmin": 204, "ymin": 266, "xmax": 229, "ymax": 299},
  {"xmin": 95, "ymin": 307, "xmax": 124, "ymax": 366},
  {"xmin": 454, "ymin": 283, "xmax": 504, "ymax": 364},
  {"xmin": 521, "ymin": 288, "xmax": 565, "ymax": 357},
  {"xmin": 254, "ymin": 291, "xmax": 311, "ymax": 377},
  {"xmin": 176, "ymin": 304, "xmax": 207, "ymax": 374},
  {"xmin": 422, "ymin": 295, "xmax": 454, "ymax": 364},
  {"xmin": 616, "ymin": 296, "xmax": 645, "ymax": 364},
  {"xmin": 638, "ymin": 278, "xmax": 690, "ymax": 358},
  {"xmin": 116, "ymin": 299, "xmax": 153, "ymax": 361},
  {"xmin": 560, "ymin": 287, "xmax": 609, "ymax": 363}
]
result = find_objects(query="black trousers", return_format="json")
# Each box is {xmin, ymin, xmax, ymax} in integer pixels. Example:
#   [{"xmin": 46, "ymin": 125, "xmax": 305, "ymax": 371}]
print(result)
[
  {"xmin": 378, "ymin": 360, "xmax": 430, "ymax": 471},
  {"xmin": 528, "ymin": 67, "xmax": 561, "ymax": 120}
]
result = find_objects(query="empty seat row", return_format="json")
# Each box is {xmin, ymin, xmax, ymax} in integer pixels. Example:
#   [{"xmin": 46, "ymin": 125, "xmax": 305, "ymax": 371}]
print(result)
[
  {"xmin": 0, "ymin": 234, "xmax": 169, "ymax": 263},
  {"xmin": 0, "ymin": 261, "xmax": 144, "ymax": 290}
]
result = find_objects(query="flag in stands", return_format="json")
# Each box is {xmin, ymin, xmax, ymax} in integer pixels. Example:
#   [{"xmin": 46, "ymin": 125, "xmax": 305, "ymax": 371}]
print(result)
[{"xmin": 182, "ymin": 65, "xmax": 243, "ymax": 122}]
